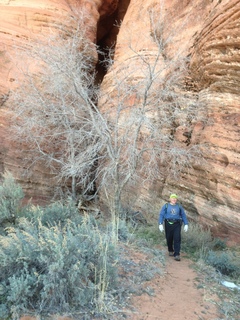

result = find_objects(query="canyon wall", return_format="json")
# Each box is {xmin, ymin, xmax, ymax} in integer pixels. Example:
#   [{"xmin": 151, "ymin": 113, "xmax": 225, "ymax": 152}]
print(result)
[
  {"xmin": 99, "ymin": 0, "xmax": 240, "ymax": 243},
  {"xmin": 0, "ymin": 0, "xmax": 119, "ymax": 202},
  {"xmin": 0, "ymin": 0, "xmax": 239, "ymax": 242}
]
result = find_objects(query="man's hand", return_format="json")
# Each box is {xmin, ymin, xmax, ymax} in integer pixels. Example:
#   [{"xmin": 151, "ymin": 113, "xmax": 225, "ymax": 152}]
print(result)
[
  {"xmin": 159, "ymin": 224, "xmax": 164, "ymax": 232},
  {"xmin": 184, "ymin": 225, "xmax": 188, "ymax": 232}
]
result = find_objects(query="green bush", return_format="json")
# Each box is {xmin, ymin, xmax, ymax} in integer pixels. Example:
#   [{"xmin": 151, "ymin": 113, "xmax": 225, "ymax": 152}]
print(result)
[
  {"xmin": 212, "ymin": 237, "xmax": 227, "ymax": 250},
  {"xmin": 181, "ymin": 223, "xmax": 213, "ymax": 257},
  {"xmin": 0, "ymin": 215, "xmax": 118, "ymax": 319},
  {"xmin": 117, "ymin": 219, "xmax": 131, "ymax": 241},
  {"xmin": 20, "ymin": 200, "xmax": 83, "ymax": 227},
  {"xmin": 181, "ymin": 223, "xmax": 240, "ymax": 280},
  {"xmin": 0, "ymin": 172, "xmax": 24, "ymax": 227},
  {"xmin": 206, "ymin": 250, "xmax": 240, "ymax": 278},
  {"xmin": 133, "ymin": 224, "xmax": 163, "ymax": 246},
  {"xmin": 0, "ymin": 175, "xmax": 121, "ymax": 319}
]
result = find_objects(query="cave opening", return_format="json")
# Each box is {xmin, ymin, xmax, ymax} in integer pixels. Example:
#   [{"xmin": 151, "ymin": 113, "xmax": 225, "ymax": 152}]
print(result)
[{"xmin": 95, "ymin": 0, "xmax": 131, "ymax": 84}]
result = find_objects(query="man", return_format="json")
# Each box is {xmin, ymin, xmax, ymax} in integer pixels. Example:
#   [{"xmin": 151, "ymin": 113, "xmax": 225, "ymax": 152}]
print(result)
[{"xmin": 158, "ymin": 194, "xmax": 188, "ymax": 261}]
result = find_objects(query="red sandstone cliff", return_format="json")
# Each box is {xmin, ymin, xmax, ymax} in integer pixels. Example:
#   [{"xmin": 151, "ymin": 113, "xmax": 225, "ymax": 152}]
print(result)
[
  {"xmin": 0, "ymin": 0, "xmax": 239, "ymax": 242},
  {"xmin": 0, "ymin": 0, "xmax": 120, "ymax": 201}
]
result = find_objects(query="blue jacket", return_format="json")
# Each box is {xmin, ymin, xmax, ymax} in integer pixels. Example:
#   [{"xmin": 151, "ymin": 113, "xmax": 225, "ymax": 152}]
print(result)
[{"xmin": 158, "ymin": 203, "xmax": 188, "ymax": 225}]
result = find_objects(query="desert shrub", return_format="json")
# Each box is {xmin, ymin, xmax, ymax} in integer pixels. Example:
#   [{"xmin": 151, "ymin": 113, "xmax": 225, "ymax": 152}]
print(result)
[
  {"xmin": 206, "ymin": 250, "xmax": 240, "ymax": 278},
  {"xmin": 212, "ymin": 237, "xmax": 227, "ymax": 250},
  {"xmin": 0, "ymin": 173, "xmax": 84, "ymax": 230},
  {"xmin": 0, "ymin": 172, "xmax": 24, "ymax": 227},
  {"xmin": 0, "ymin": 216, "xmax": 118, "ymax": 319},
  {"xmin": 117, "ymin": 219, "xmax": 131, "ymax": 241},
  {"xmin": 133, "ymin": 224, "xmax": 163, "ymax": 246},
  {"xmin": 0, "ymin": 175, "xmax": 121, "ymax": 319},
  {"xmin": 195, "ymin": 260, "xmax": 240, "ymax": 320},
  {"xmin": 20, "ymin": 200, "xmax": 83, "ymax": 227},
  {"xmin": 181, "ymin": 223, "xmax": 213, "ymax": 257},
  {"xmin": 181, "ymin": 224, "xmax": 240, "ymax": 280}
]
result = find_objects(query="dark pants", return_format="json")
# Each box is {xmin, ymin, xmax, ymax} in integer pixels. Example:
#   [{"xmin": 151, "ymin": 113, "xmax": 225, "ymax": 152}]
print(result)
[{"xmin": 164, "ymin": 220, "xmax": 181, "ymax": 256}]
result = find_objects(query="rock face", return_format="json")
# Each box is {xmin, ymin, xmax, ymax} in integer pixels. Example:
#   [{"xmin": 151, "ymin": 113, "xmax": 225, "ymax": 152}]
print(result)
[
  {"xmin": 99, "ymin": 0, "xmax": 240, "ymax": 243},
  {"xmin": 0, "ymin": 0, "xmax": 121, "ymax": 202},
  {"xmin": 189, "ymin": 0, "xmax": 240, "ymax": 242},
  {"xmin": 0, "ymin": 0, "xmax": 239, "ymax": 242}
]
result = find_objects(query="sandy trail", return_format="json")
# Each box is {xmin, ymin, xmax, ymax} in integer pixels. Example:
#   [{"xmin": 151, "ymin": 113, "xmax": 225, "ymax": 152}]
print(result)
[{"xmin": 129, "ymin": 251, "xmax": 219, "ymax": 320}]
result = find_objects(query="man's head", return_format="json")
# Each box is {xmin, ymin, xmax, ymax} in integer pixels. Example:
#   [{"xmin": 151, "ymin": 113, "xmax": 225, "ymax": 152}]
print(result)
[{"xmin": 169, "ymin": 193, "xmax": 178, "ymax": 204}]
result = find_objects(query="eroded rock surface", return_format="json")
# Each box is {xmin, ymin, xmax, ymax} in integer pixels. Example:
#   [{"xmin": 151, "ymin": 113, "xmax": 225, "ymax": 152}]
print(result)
[
  {"xmin": 99, "ymin": 0, "xmax": 240, "ymax": 242},
  {"xmin": 0, "ymin": 0, "xmax": 120, "ymax": 202},
  {"xmin": 188, "ymin": 0, "xmax": 240, "ymax": 241},
  {"xmin": 0, "ymin": 0, "xmax": 239, "ymax": 242}
]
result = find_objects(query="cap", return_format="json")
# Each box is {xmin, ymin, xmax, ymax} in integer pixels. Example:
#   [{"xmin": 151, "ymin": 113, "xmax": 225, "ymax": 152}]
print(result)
[{"xmin": 170, "ymin": 194, "xmax": 178, "ymax": 199}]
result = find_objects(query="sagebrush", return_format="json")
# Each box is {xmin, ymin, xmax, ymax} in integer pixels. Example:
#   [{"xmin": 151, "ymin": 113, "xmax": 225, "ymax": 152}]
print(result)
[{"xmin": 0, "ymin": 175, "xmax": 119, "ymax": 319}]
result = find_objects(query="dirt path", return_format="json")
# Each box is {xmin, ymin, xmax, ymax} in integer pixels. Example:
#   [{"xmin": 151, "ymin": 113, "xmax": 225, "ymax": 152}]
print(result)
[{"xmin": 128, "ymin": 251, "xmax": 220, "ymax": 320}]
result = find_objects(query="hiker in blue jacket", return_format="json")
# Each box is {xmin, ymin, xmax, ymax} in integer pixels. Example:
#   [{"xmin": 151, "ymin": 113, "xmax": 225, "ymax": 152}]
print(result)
[{"xmin": 158, "ymin": 194, "xmax": 188, "ymax": 261}]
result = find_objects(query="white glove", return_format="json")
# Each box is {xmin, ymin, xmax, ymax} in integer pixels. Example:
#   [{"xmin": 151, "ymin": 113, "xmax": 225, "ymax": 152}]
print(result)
[
  {"xmin": 184, "ymin": 225, "xmax": 188, "ymax": 232},
  {"xmin": 159, "ymin": 224, "xmax": 164, "ymax": 232}
]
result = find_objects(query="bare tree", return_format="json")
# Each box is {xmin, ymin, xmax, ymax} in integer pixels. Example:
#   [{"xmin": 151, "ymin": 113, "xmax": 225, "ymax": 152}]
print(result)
[
  {"xmin": 9, "ymin": 3, "xmax": 205, "ymax": 223},
  {"xmin": 10, "ymin": 18, "xmax": 109, "ymax": 201},
  {"xmin": 95, "ymin": 4, "xmax": 205, "ymax": 219}
]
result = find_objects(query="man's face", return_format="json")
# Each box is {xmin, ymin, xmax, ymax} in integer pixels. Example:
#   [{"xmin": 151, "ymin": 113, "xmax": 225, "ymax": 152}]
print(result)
[{"xmin": 170, "ymin": 197, "xmax": 177, "ymax": 205}]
